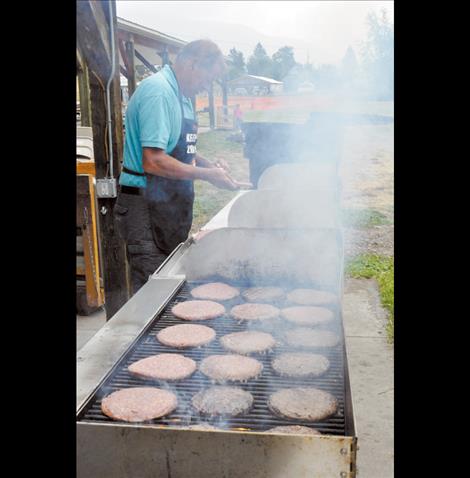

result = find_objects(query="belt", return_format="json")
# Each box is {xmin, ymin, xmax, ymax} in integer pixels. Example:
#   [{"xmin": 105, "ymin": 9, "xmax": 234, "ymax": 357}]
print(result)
[
  {"xmin": 120, "ymin": 185, "xmax": 143, "ymax": 196},
  {"xmin": 122, "ymin": 166, "xmax": 145, "ymax": 177}
]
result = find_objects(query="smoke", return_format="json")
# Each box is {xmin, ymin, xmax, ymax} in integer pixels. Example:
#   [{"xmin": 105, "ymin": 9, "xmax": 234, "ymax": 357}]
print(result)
[
  {"xmin": 171, "ymin": 16, "xmax": 392, "ymax": 429},
  {"xmin": 152, "ymin": 33, "xmax": 392, "ymax": 432},
  {"xmin": 92, "ymin": 3, "xmax": 394, "ymax": 434}
]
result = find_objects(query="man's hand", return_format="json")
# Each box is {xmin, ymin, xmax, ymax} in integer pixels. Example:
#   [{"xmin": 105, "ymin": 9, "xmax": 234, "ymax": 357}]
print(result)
[
  {"xmin": 204, "ymin": 167, "xmax": 239, "ymax": 190},
  {"xmin": 195, "ymin": 154, "xmax": 231, "ymax": 173},
  {"xmin": 214, "ymin": 158, "xmax": 230, "ymax": 173},
  {"xmin": 142, "ymin": 148, "xmax": 241, "ymax": 189},
  {"xmin": 233, "ymin": 180, "xmax": 253, "ymax": 190}
]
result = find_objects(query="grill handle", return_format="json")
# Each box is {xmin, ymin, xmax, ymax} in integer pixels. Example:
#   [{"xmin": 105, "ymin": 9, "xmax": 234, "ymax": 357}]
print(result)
[{"xmin": 153, "ymin": 241, "xmax": 187, "ymax": 276}]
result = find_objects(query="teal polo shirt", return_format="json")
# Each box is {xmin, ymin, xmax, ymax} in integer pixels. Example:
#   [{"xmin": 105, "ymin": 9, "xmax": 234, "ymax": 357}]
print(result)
[{"xmin": 120, "ymin": 65, "xmax": 195, "ymax": 188}]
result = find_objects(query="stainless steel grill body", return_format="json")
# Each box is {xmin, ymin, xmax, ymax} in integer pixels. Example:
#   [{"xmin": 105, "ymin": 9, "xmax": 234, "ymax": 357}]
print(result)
[
  {"xmin": 77, "ymin": 228, "xmax": 357, "ymax": 477},
  {"xmin": 257, "ymin": 163, "xmax": 340, "ymax": 191},
  {"xmin": 227, "ymin": 189, "xmax": 340, "ymax": 229},
  {"xmin": 158, "ymin": 228, "xmax": 343, "ymax": 292}
]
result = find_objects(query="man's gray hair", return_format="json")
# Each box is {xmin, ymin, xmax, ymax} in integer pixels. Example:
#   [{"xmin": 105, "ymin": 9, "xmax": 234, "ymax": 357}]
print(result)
[{"xmin": 175, "ymin": 39, "xmax": 225, "ymax": 70}]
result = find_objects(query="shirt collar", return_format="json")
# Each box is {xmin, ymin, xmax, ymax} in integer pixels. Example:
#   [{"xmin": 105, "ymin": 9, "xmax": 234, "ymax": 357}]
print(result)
[{"xmin": 162, "ymin": 64, "xmax": 182, "ymax": 100}]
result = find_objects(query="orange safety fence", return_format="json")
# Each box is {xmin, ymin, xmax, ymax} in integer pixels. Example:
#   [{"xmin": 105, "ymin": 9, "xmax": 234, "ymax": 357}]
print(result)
[{"xmin": 195, "ymin": 95, "xmax": 335, "ymax": 112}]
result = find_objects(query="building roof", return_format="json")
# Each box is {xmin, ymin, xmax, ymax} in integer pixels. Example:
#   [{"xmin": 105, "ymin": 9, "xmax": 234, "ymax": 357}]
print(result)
[
  {"xmin": 117, "ymin": 17, "xmax": 187, "ymax": 49},
  {"xmin": 228, "ymin": 74, "xmax": 283, "ymax": 85},
  {"xmin": 117, "ymin": 17, "xmax": 187, "ymax": 71},
  {"xmin": 246, "ymin": 75, "xmax": 283, "ymax": 84}
]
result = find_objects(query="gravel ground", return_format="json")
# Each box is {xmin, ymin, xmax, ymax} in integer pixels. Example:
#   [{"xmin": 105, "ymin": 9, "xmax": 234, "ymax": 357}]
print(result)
[
  {"xmin": 343, "ymin": 225, "xmax": 394, "ymax": 258},
  {"xmin": 340, "ymin": 123, "xmax": 394, "ymax": 258}
]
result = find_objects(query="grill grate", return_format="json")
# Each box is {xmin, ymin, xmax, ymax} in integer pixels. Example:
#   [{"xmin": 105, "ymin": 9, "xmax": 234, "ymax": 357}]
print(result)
[{"xmin": 77, "ymin": 282, "xmax": 348, "ymax": 435}]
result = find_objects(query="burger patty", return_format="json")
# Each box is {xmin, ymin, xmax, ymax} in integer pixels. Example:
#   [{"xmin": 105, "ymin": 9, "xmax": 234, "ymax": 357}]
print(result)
[
  {"xmin": 192, "ymin": 386, "xmax": 253, "ymax": 416},
  {"xmin": 241, "ymin": 287, "xmax": 285, "ymax": 303},
  {"xmin": 157, "ymin": 324, "xmax": 216, "ymax": 348},
  {"xmin": 264, "ymin": 425, "xmax": 322, "ymax": 435},
  {"xmin": 284, "ymin": 328, "xmax": 341, "ymax": 348},
  {"xmin": 271, "ymin": 353, "xmax": 330, "ymax": 378},
  {"xmin": 231, "ymin": 303, "xmax": 280, "ymax": 321},
  {"xmin": 101, "ymin": 387, "xmax": 177, "ymax": 422},
  {"xmin": 128, "ymin": 354, "xmax": 197, "ymax": 381},
  {"xmin": 199, "ymin": 354, "xmax": 263, "ymax": 382},
  {"xmin": 190, "ymin": 282, "xmax": 240, "ymax": 301},
  {"xmin": 171, "ymin": 300, "xmax": 225, "ymax": 321},
  {"xmin": 220, "ymin": 330, "xmax": 276, "ymax": 355},
  {"xmin": 281, "ymin": 306, "xmax": 334, "ymax": 326},
  {"xmin": 287, "ymin": 288, "xmax": 338, "ymax": 306},
  {"xmin": 268, "ymin": 387, "xmax": 338, "ymax": 422}
]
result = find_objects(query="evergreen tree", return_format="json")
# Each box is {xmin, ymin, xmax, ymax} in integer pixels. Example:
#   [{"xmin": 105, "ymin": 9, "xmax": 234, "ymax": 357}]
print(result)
[
  {"xmin": 271, "ymin": 46, "xmax": 297, "ymax": 81},
  {"xmin": 226, "ymin": 48, "xmax": 246, "ymax": 80},
  {"xmin": 247, "ymin": 43, "xmax": 274, "ymax": 77},
  {"xmin": 360, "ymin": 8, "xmax": 394, "ymax": 99}
]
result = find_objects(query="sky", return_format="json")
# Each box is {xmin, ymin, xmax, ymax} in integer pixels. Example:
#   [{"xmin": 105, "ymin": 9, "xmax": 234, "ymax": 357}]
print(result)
[{"xmin": 116, "ymin": 1, "xmax": 394, "ymax": 65}]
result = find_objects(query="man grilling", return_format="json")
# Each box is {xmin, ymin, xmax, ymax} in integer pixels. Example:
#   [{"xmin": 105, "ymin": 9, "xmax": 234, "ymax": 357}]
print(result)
[{"xmin": 114, "ymin": 39, "xmax": 238, "ymax": 294}]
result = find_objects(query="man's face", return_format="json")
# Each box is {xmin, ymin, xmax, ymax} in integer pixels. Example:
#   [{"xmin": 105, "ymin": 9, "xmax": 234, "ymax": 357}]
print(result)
[{"xmin": 186, "ymin": 60, "xmax": 225, "ymax": 96}]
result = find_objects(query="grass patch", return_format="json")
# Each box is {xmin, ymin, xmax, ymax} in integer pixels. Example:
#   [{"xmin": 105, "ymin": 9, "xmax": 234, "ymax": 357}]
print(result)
[
  {"xmin": 191, "ymin": 130, "xmax": 248, "ymax": 233},
  {"xmin": 341, "ymin": 208, "xmax": 392, "ymax": 228},
  {"xmin": 196, "ymin": 129, "xmax": 244, "ymax": 157},
  {"xmin": 197, "ymin": 111, "xmax": 210, "ymax": 127},
  {"xmin": 346, "ymin": 254, "xmax": 394, "ymax": 342}
]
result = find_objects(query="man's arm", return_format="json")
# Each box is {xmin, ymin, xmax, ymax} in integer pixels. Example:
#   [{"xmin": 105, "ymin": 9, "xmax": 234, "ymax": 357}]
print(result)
[
  {"xmin": 194, "ymin": 154, "xmax": 215, "ymax": 168},
  {"xmin": 142, "ymin": 147, "xmax": 237, "ymax": 190}
]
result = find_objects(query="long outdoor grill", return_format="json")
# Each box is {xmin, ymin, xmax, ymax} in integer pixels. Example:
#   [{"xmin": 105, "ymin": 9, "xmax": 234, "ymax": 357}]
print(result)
[
  {"xmin": 77, "ymin": 122, "xmax": 359, "ymax": 475},
  {"xmin": 77, "ymin": 224, "xmax": 357, "ymax": 477}
]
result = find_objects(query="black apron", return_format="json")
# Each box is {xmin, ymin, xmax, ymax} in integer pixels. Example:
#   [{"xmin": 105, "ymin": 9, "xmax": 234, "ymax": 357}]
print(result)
[{"xmin": 144, "ymin": 96, "xmax": 198, "ymax": 254}]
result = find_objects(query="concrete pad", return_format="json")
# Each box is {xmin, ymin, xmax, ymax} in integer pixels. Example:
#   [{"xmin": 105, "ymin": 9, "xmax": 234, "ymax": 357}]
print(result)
[
  {"xmin": 343, "ymin": 278, "xmax": 389, "ymax": 338},
  {"xmin": 77, "ymin": 307, "xmax": 106, "ymax": 351},
  {"xmin": 343, "ymin": 278, "xmax": 394, "ymax": 478}
]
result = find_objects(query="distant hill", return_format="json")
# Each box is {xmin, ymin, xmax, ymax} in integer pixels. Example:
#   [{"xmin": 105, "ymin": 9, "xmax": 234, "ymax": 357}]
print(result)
[{"xmin": 158, "ymin": 19, "xmax": 328, "ymax": 65}]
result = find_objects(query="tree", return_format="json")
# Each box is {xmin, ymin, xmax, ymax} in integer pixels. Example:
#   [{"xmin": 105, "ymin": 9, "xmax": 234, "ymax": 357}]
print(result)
[
  {"xmin": 360, "ymin": 8, "xmax": 394, "ymax": 99},
  {"xmin": 340, "ymin": 46, "xmax": 359, "ymax": 93},
  {"xmin": 341, "ymin": 46, "xmax": 358, "ymax": 80},
  {"xmin": 271, "ymin": 46, "xmax": 297, "ymax": 81},
  {"xmin": 247, "ymin": 43, "xmax": 274, "ymax": 78},
  {"xmin": 226, "ymin": 47, "xmax": 246, "ymax": 80}
]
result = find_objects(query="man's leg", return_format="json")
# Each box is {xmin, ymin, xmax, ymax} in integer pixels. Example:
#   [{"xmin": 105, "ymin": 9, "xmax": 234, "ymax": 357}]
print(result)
[
  {"xmin": 147, "ymin": 199, "xmax": 193, "ymax": 263},
  {"xmin": 113, "ymin": 193, "xmax": 165, "ymax": 294}
]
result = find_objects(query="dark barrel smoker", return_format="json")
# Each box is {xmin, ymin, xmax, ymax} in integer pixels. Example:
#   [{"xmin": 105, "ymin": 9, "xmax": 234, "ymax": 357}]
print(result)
[
  {"xmin": 243, "ymin": 111, "xmax": 393, "ymax": 187},
  {"xmin": 242, "ymin": 113, "xmax": 344, "ymax": 188}
]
